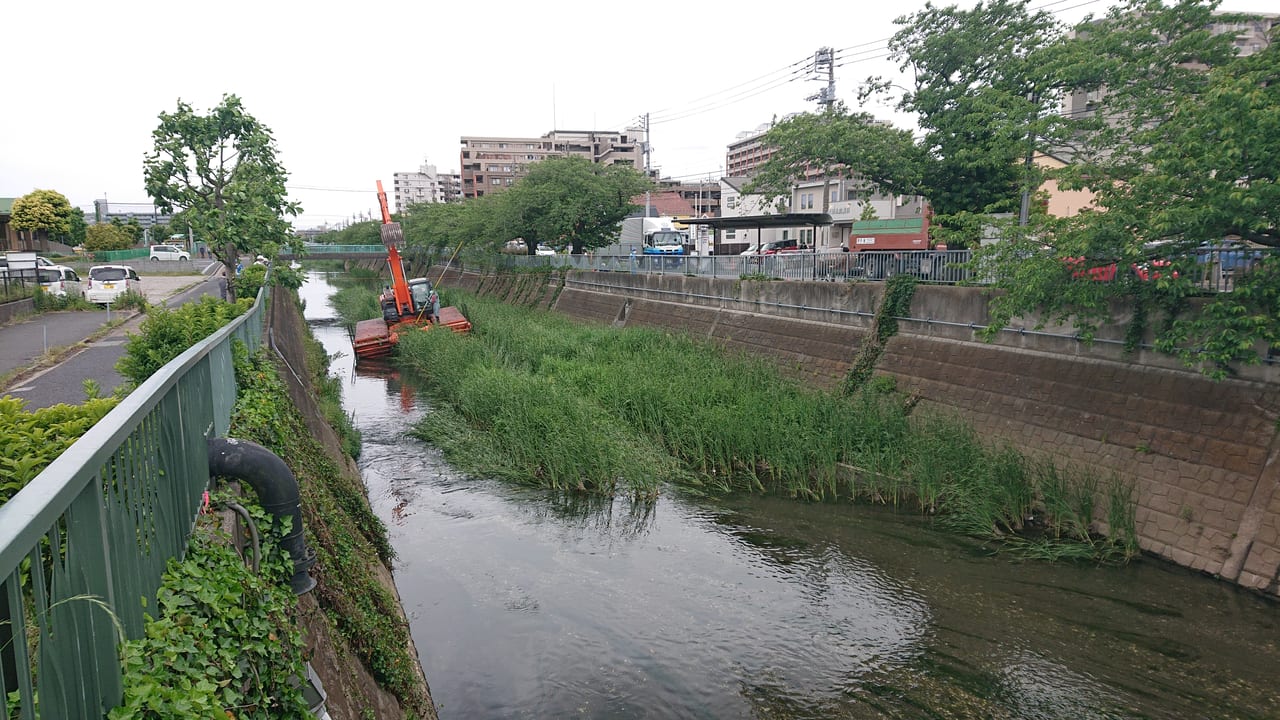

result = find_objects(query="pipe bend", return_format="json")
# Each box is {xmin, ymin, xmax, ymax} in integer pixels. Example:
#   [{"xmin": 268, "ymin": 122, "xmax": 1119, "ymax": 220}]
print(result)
[{"xmin": 208, "ymin": 437, "xmax": 317, "ymax": 595}]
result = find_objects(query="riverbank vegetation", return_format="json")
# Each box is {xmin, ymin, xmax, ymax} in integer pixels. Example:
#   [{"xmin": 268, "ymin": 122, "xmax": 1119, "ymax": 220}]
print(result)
[
  {"xmin": 110, "ymin": 509, "xmax": 311, "ymax": 719},
  {"xmin": 231, "ymin": 344, "xmax": 431, "ymax": 714},
  {"xmin": 363, "ymin": 290, "xmax": 1137, "ymax": 562},
  {"xmin": 95, "ymin": 286, "xmax": 426, "ymax": 716}
]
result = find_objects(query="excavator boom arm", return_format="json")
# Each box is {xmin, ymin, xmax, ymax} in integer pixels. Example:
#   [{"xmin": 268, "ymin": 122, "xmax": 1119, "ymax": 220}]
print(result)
[{"xmin": 376, "ymin": 180, "xmax": 394, "ymax": 225}]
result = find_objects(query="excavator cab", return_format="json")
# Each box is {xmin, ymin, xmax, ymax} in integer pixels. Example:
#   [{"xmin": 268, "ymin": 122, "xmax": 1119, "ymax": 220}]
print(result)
[{"xmin": 408, "ymin": 278, "xmax": 435, "ymax": 314}]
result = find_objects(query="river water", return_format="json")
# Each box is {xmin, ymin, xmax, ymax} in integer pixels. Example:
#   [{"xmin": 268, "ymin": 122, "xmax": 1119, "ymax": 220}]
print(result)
[{"xmin": 300, "ymin": 272, "xmax": 1279, "ymax": 720}]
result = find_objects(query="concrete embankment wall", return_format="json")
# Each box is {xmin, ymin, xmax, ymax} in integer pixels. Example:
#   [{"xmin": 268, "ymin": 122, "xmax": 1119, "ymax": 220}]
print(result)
[
  {"xmin": 439, "ymin": 265, "xmax": 1280, "ymax": 596},
  {"xmin": 268, "ymin": 289, "xmax": 436, "ymax": 720}
]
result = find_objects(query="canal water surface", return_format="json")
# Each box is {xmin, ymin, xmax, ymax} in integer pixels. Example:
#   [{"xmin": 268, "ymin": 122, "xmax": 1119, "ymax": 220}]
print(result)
[{"xmin": 300, "ymin": 273, "xmax": 1279, "ymax": 720}]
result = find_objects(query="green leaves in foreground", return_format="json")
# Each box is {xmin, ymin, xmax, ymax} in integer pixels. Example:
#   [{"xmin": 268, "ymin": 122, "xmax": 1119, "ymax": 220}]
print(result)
[
  {"xmin": 109, "ymin": 517, "xmax": 309, "ymax": 720},
  {"xmin": 0, "ymin": 395, "xmax": 119, "ymax": 504}
]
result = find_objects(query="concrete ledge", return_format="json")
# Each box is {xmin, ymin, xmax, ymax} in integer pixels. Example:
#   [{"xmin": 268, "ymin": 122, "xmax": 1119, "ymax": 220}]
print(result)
[{"xmin": 0, "ymin": 298, "xmax": 34, "ymax": 326}]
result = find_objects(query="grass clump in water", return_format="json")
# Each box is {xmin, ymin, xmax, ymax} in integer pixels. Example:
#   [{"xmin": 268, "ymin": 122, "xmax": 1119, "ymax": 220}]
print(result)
[
  {"xmin": 329, "ymin": 283, "xmax": 383, "ymax": 328},
  {"xmin": 391, "ymin": 291, "xmax": 1137, "ymax": 561}
]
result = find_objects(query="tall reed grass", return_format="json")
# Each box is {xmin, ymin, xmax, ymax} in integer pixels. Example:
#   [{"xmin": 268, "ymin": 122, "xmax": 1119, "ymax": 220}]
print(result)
[
  {"xmin": 329, "ymin": 284, "xmax": 383, "ymax": 328},
  {"xmin": 347, "ymin": 287, "xmax": 1135, "ymax": 561}
]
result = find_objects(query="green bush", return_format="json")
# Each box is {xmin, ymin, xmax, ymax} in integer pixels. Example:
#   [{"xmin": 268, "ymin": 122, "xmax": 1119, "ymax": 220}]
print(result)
[
  {"xmin": 234, "ymin": 264, "xmax": 267, "ymax": 300},
  {"xmin": 116, "ymin": 296, "xmax": 251, "ymax": 385},
  {"xmin": 109, "ymin": 515, "xmax": 310, "ymax": 720},
  {"xmin": 0, "ymin": 394, "xmax": 119, "ymax": 504},
  {"xmin": 111, "ymin": 289, "xmax": 150, "ymax": 313}
]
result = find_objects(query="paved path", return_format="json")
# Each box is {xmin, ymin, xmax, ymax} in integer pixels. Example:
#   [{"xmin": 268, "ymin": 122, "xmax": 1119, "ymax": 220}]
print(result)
[{"xmin": 0, "ymin": 270, "xmax": 220, "ymax": 410}]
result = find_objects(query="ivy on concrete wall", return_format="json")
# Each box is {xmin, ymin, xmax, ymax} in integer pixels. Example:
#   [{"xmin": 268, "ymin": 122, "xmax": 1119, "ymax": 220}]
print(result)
[{"xmin": 842, "ymin": 275, "xmax": 917, "ymax": 395}]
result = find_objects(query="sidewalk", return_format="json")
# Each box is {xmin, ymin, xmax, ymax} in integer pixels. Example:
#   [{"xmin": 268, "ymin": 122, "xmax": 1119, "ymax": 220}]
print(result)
[{"xmin": 0, "ymin": 272, "xmax": 217, "ymax": 409}]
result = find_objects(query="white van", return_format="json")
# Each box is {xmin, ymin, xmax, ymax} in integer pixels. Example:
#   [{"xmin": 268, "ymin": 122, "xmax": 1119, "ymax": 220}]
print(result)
[
  {"xmin": 85, "ymin": 265, "xmax": 142, "ymax": 304},
  {"xmin": 37, "ymin": 266, "xmax": 83, "ymax": 297},
  {"xmin": 149, "ymin": 244, "xmax": 191, "ymax": 261}
]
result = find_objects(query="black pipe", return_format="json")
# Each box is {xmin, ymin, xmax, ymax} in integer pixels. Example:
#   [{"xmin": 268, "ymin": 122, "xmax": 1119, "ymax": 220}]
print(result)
[{"xmin": 207, "ymin": 438, "xmax": 317, "ymax": 595}]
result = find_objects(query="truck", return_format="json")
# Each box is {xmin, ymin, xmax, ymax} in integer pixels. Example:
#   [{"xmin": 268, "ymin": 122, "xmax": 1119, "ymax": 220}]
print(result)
[
  {"xmin": 615, "ymin": 216, "xmax": 689, "ymax": 256},
  {"xmin": 352, "ymin": 181, "xmax": 472, "ymax": 361}
]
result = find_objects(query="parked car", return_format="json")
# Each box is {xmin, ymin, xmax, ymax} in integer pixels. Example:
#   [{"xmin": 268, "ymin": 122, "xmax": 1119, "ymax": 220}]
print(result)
[
  {"xmin": 85, "ymin": 265, "xmax": 142, "ymax": 304},
  {"xmin": 149, "ymin": 244, "xmax": 191, "ymax": 262},
  {"xmin": 1194, "ymin": 240, "xmax": 1267, "ymax": 275},
  {"xmin": 0, "ymin": 255, "xmax": 58, "ymax": 277},
  {"xmin": 856, "ymin": 250, "xmax": 948, "ymax": 280},
  {"xmin": 816, "ymin": 246, "xmax": 861, "ymax": 280},
  {"xmin": 1066, "ymin": 256, "xmax": 1179, "ymax": 283},
  {"xmin": 741, "ymin": 239, "xmax": 800, "ymax": 256},
  {"xmin": 37, "ymin": 266, "xmax": 83, "ymax": 298},
  {"xmin": 535, "ymin": 244, "xmax": 556, "ymax": 256}
]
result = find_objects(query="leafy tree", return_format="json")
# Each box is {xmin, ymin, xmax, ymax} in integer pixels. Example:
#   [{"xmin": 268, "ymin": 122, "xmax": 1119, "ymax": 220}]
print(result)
[
  {"xmin": 83, "ymin": 223, "xmax": 137, "ymax": 251},
  {"xmin": 144, "ymin": 94, "xmax": 300, "ymax": 298},
  {"xmin": 493, "ymin": 157, "xmax": 651, "ymax": 254},
  {"xmin": 870, "ymin": 0, "xmax": 1070, "ymax": 219},
  {"xmin": 748, "ymin": 1, "xmax": 1068, "ymax": 242},
  {"xmin": 110, "ymin": 217, "xmax": 144, "ymax": 243},
  {"xmin": 979, "ymin": 0, "xmax": 1280, "ymax": 376},
  {"xmin": 404, "ymin": 197, "xmax": 494, "ymax": 255},
  {"xmin": 67, "ymin": 209, "xmax": 88, "ymax": 246},
  {"xmin": 11, "ymin": 189, "xmax": 78, "ymax": 247},
  {"xmin": 743, "ymin": 104, "xmax": 922, "ymax": 213}
]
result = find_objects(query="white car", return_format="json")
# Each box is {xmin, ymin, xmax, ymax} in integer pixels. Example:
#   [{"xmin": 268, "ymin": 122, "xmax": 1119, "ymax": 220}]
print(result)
[
  {"xmin": 85, "ymin": 265, "xmax": 142, "ymax": 304},
  {"xmin": 535, "ymin": 245, "xmax": 556, "ymax": 256},
  {"xmin": 37, "ymin": 266, "xmax": 83, "ymax": 298},
  {"xmin": 149, "ymin": 244, "xmax": 191, "ymax": 262}
]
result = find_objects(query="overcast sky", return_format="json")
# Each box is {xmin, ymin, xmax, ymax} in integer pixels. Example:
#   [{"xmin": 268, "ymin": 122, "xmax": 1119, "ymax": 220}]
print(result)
[{"xmin": 0, "ymin": 0, "xmax": 1265, "ymax": 229}]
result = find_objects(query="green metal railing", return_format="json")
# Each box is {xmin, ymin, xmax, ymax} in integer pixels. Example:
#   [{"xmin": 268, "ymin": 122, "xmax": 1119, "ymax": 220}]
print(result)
[
  {"xmin": 90, "ymin": 248, "xmax": 150, "ymax": 262},
  {"xmin": 280, "ymin": 244, "xmax": 386, "ymax": 257},
  {"xmin": 0, "ymin": 280, "xmax": 269, "ymax": 719}
]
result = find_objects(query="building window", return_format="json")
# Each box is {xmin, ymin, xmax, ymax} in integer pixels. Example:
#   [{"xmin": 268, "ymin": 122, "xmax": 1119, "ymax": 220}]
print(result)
[{"xmin": 492, "ymin": 178, "xmax": 502, "ymax": 185}]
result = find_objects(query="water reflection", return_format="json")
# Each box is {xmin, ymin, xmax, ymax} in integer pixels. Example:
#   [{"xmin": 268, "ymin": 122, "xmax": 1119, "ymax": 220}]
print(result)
[{"xmin": 299, "ymin": 271, "xmax": 1280, "ymax": 719}]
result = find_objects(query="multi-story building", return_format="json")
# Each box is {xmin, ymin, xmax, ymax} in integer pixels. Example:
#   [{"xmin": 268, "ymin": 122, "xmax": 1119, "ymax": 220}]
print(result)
[
  {"xmin": 392, "ymin": 162, "xmax": 462, "ymax": 212},
  {"xmin": 90, "ymin": 200, "xmax": 172, "ymax": 229},
  {"xmin": 725, "ymin": 122, "xmax": 779, "ymax": 178},
  {"xmin": 656, "ymin": 178, "xmax": 721, "ymax": 219},
  {"xmin": 1064, "ymin": 11, "xmax": 1277, "ymax": 118},
  {"xmin": 459, "ymin": 128, "xmax": 644, "ymax": 199},
  {"xmin": 792, "ymin": 178, "xmax": 929, "ymax": 252}
]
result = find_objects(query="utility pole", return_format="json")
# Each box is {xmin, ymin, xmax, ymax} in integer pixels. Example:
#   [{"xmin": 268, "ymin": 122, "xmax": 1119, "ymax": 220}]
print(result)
[
  {"xmin": 806, "ymin": 47, "xmax": 835, "ymax": 111},
  {"xmin": 1019, "ymin": 92, "xmax": 1041, "ymax": 227},
  {"xmin": 806, "ymin": 47, "xmax": 837, "ymax": 247},
  {"xmin": 642, "ymin": 113, "xmax": 652, "ymax": 220}
]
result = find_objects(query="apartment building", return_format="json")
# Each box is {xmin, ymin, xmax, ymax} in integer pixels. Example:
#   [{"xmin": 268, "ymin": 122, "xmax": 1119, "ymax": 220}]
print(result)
[
  {"xmin": 1064, "ymin": 11, "xmax": 1277, "ymax": 118},
  {"xmin": 392, "ymin": 162, "xmax": 462, "ymax": 213},
  {"xmin": 458, "ymin": 129, "xmax": 643, "ymax": 199},
  {"xmin": 656, "ymin": 178, "xmax": 721, "ymax": 218},
  {"xmin": 725, "ymin": 120, "xmax": 786, "ymax": 177}
]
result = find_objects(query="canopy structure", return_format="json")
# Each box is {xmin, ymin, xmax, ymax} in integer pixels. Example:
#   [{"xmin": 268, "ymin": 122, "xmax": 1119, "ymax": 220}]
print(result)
[
  {"xmin": 680, "ymin": 213, "xmax": 833, "ymax": 231},
  {"xmin": 680, "ymin": 213, "xmax": 832, "ymax": 253}
]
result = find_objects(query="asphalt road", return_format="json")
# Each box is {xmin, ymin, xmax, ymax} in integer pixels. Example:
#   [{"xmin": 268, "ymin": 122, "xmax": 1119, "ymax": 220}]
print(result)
[{"xmin": 0, "ymin": 272, "xmax": 220, "ymax": 410}]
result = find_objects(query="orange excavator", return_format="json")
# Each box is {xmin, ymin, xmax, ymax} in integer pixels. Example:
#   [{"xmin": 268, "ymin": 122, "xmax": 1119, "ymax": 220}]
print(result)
[{"xmin": 352, "ymin": 181, "xmax": 471, "ymax": 361}]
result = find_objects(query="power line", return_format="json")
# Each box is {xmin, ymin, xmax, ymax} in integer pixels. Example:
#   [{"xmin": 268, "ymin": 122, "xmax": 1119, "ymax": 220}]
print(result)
[
  {"xmin": 650, "ymin": 69, "xmax": 809, "ymax": 125},
  {"xmin": 287, "ymin": 184, "xmax": 373, "ymax": 193},
  {"xmin": 646, "ymin": 55, "xmax": 813, "ymax": 121},
  {"xmin": 643, "ymin": 0, "xmax": 1108, "ymax": 132}
]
